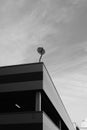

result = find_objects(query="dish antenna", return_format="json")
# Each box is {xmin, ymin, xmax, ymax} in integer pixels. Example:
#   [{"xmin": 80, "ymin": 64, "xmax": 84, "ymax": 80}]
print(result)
[{"xmin": 37, "ymin": 47, "xmax": 45, "ymax": 62}]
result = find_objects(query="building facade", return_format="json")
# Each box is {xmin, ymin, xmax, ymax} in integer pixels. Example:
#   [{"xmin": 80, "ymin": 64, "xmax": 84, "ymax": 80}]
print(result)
[
  {"xmin": 80, "ymin": 127, "xmax": 87, "ymax": 130},
  {"xmin": 0, "ymin": 62, "xmax": 75, "ymax": 130}
]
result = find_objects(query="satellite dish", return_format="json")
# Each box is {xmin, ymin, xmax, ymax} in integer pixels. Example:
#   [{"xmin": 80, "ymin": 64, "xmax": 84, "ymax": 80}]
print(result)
[{"xmin": 37, "ymin": 47, "xmax": 45, "ymax": 62}]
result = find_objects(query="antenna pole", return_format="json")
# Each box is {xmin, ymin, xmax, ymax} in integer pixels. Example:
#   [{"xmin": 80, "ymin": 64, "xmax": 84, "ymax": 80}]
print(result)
[{"xmin": 39, "ymin": 54, "xmax": 42, "ymax": 62}]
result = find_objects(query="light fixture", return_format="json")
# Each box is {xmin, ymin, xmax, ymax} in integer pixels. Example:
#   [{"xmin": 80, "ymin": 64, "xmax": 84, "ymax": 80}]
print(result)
[
  {"xmin": 15, "ymin": 104, "xmax": 21, "ymax": 109},
  {"xmin": 37, "ymin": 47, "xmax": 45, "ymax": 62}
]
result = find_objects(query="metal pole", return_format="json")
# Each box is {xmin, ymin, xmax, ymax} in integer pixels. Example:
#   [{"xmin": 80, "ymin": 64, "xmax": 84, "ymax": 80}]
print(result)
[{"xmin": 39, "ymin": 54, "xmax": 42, "ymax": 62}]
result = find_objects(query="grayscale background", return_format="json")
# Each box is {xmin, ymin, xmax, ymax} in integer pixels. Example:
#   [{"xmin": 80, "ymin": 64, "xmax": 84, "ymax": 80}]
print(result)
[{"xmin": 0, "ymin": 0, "xmax": 87, "ymax": 127}]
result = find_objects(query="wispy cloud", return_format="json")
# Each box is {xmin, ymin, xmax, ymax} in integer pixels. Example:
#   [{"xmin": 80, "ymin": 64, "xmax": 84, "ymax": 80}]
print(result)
[
  {"xmin": 0, "ymin": 0, "xmax": 75, "ymax": 66},
  {"xmin": 0, "ymin": 0, "xmax": 57, "ymax": 65}
]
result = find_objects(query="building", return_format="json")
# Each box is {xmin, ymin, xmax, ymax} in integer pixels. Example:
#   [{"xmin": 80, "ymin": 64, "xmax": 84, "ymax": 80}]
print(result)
[
  {"xmin": 0, "ymin": 62, "xmax": 75, "ymax": 130},
  {"xmin": 80, "ymin": 127, "xmax": 87, "ymax": 130},
  {"xmin": 80, "ymin": 119, "xmax": 87, "ymax": 130}
]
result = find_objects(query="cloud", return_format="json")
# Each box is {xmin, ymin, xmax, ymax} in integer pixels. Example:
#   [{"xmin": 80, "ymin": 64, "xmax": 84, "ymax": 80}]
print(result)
[
  {"xmin": 0, "ymin": 0, "xmax": 76, "ymax": 66},
  {"xmin": 69, "ymin": 0, "xmax": 86, "ymax": 6},
  {"xmin": 0, "ymin": 0, "xmax": 57, "ymax": 66}
]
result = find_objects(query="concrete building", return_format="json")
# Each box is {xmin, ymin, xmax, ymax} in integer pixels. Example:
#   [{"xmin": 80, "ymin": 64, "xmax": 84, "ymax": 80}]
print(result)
[
  {"xmin": 0, "ymin": 62, "xmax": 75, "ymax": 130},
  {"xmin": 80, "ymin": 127, "xmax": 87, "ymax": 130},
  {"xmin": 80, "ymin": 119, "xmax": 87, "ymax": 130}
]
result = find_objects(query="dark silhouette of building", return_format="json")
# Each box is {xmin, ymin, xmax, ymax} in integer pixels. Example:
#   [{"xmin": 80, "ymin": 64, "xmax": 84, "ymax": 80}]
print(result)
[{"xmin": 0, "ymin": 62, "xmax": 75, "ymax": 130}]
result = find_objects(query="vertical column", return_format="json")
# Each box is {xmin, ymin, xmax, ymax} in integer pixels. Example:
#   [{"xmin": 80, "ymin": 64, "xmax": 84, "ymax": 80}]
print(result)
[
  {"xmin": 59, "ymin": 120, "xmax": 61, "ymax": 130},
  {"xmin": 35, "ymin": 92, "xmax": 41, "ymax": 111}
]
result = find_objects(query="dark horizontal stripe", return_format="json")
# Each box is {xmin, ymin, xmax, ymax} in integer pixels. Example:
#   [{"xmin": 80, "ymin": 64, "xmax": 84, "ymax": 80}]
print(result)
[
  {"xmin": 0, "ymin": 124, "xmax": 42, "ymax": 130},
  {"xmin": 0, "ymin": 72, "xmax": 43, "ymax": 84}
]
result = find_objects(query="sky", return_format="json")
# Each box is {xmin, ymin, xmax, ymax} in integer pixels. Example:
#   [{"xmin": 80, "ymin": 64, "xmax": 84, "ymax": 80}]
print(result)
[{"xmin": 0, "ymin": 0, "xmax": 87, "ymax": 127}]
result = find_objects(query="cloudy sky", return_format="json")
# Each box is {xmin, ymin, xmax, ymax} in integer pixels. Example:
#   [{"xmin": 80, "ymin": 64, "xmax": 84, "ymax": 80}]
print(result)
[{"xmin": 0, "ymin": 0, "xmax": 87, "ymax": 126}]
